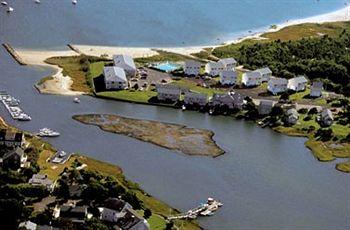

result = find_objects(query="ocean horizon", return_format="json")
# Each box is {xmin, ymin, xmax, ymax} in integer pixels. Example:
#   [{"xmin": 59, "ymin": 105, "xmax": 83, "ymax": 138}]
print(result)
[{"xmin": 0, "ymin": 0, "xmax": 347, "ymax": 48}]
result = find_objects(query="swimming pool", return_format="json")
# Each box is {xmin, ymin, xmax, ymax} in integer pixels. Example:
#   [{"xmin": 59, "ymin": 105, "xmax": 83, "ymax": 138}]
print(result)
[{"xmin": 153, "ymin": 61, "xmax": 182, "ymax": 72}]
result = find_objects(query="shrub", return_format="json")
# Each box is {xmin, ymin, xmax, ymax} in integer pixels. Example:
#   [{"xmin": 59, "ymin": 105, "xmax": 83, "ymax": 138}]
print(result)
[
  {"xmin": 298, "ymin": 108, "xmax": 308, "ymax": 114},
  {"xmin": 308, "ymin": 107, "xmax": 318, "ymax": 115},
  {"xmin": 315, "ymin": 128, "xmax": 334, "ymax": 141}
]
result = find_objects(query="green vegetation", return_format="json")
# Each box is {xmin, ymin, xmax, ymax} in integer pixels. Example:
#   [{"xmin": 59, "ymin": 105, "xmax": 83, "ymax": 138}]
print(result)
[
  {"xmin": 171, "ymin": 78, "xmax": 225, "ymax": 96},
  {"xmin": 134, "ymin": 50, "xmax": 198, "ymax": 65},
  {"xmin": 336, "ymin": 160, "xmax": 350, "ymax": 173},
  {"xmin": 37, "ymin": 76, "xmax": 53, "ymax": 86},
  {"xmin": 97, "ymin": 90, "xmax": 157, "ymax": 103}
]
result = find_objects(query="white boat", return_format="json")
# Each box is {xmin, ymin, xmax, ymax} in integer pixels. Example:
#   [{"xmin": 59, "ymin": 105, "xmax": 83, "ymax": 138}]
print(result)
[
  {"xmin": 6, "ymin": 6, "xmax": 13, "ymax": 12},
  {"xmin": 35, "ymin": 0, "xmax": 41, "ymax": 3},
  {"xmin": 72, "ymin": 0, "xmax": 77, "ymax": 4},
  {"xmin": 73, "ymin": 97, "xmax": 80, "ymax": 103},
  {"xmin": 17, "ymin": 114, "xmax": 31, "ymax": 121},
  {"xmin": 37, "ymin": 128, "xmax": 60, "ymax": 137},
  {"xmin": 1, "ymin": 1, "xmax": 7, "ymax": 6},
  {"xmin": 182, "ymin": 105, "xmax": 186, "ymax": 111}
]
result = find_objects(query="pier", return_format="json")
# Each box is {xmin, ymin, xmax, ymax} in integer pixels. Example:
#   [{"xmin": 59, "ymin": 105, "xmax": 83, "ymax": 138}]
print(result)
[
  {"xmin": 0, "ymin": 91, "xmax": 31, "ymax": 121},
  {"xmin": 167, "ymin": 198, "xmax": 223, "ymax": 221},
  {"xmin": 67, "ymin": 44, "xmax": 82, "ymax": 54},
  {"xmin": 2, "ymin": 43, "xmax": 27, "ymax": 65}
]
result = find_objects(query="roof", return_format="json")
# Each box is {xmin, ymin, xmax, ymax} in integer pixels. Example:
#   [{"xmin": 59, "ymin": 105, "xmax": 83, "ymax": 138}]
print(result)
[
  {"xmin": 103, "ymin": 66, "xmax": 127, "ymax": 82},
  {"xmin": 206, "ymin": 61, "xmax": 224, "ymax": 68},
  {"xmin": 19, "ymin": 221, "xmax": 37, "ymax": 230},
  {"xmin": 311, "ymin": 81, "xmax": 323, "ymax": 89},
  {"xmin": 113, "ymin": 54, "xmax": 136, "ymax": 70},
  {"xmin": 104, "ymin": 198, "xmax": 129, "ymax": 212},
  {"xmin": 243, "ymin": 71, "xmax": 261, "ymax": 78},
  {"xmin": 220, "ymin": 70, "xmax": 237, "ymax": 77},
  {"xmin": 268, "ymin": 77, "xmax": 288, "ymax": 85},
  {"xmin": 286, "ymin": 108, "xmax": 298, "ymax": 117},
  {"xmin": 219, "ymin": 58, "xmax": 237, "ymax": 65},
  {"xmin": 2, "ymin": 147, "xmax": 24, "ymax": 160},
  {"xmin": 116, "ymin": 208, "xmax": 148, "ymax": 230},
  {"xmin": 184, "ymin": 91, "xmax": 207, "ymax": 99},
  {"xmin": 0, "ymin": 129, "xmax": 23, "ymax": 142},
  {"xmin": 254, "ymin": 67, "xmax": 272, "ymax": 75},
  {"xmin": 321, "ymin": 108, "xmax": 333, "ymax": 119},
  {"xmin": 29, "ymin": 174, "xmax": 53, "ymax": 187},
  {"xmin": 156, "ymin": 84, "xmax": 181, "ymax": 94},
  {"xmin": 259, "ymin": 100, "xmax": 274, "ymax": 107},
  {"xmin": 288, "ymin": 76, "xmax": 308, "ymax": 85},
  {"xmin": 184, "ymin": 60, "xmax": 201, "ymax": 67}
]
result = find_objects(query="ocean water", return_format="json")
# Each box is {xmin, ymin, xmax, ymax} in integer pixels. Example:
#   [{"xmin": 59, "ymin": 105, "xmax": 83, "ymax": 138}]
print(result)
[{"xmin": 0, "ymin": 0, "xmax": 346, "ymax": 48}]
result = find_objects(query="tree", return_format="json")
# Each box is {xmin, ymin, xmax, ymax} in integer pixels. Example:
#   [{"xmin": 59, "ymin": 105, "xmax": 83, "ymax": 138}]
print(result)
[
  {"xmin": 143, "ymin": 208, "xmax": 152, "ymax": 219},
  {"xmin": 165, "ymin": 221, "xmax": 174, "ymax": 230}
]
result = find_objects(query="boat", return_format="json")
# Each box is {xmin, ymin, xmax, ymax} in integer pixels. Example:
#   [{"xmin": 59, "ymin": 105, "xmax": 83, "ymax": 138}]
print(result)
[
  {"xmin": 35, "ymin": 0, "xmax": 41, "ymax": 3},
  {"xmin": 37, "ymin": 128, "xmax": 60, "ymax": 137},
  {"xmin": 1, "ymin": 1, "xmax": 7, "ymax": 6},
  {"xmin": 72, "ymin": 0, "xmax": 77, "ymax": 4},
  {"xmin": 209, "ymin": 109, "xmax": 213, "ymax": 115},
  {"xmin": 58, "ymin": 151, "xmax": 67, "ymax": 158},
  {"xmin": 17, "ymin": 114, "xmax": 31, "ymax": 121},
  {"xmin": 6, "ymin": 6, "xmax": 13, "ymax": 12},
  {"xmin": 182, "ymin": 105, "xmax": 186, "ymax": 111},
  {"xmin": 73, "ymin": 97, "xmax": 80, "ymax": 103}
]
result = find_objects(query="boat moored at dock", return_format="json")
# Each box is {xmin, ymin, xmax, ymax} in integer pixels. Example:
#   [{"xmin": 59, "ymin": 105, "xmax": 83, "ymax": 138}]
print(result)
[
  {"xmin": 37, "ymin": 128, "xmax": 60, "ymax": 137},
  {"xmin": 0, "ymin": 92, "xmax": 31, "ymax": 121}
]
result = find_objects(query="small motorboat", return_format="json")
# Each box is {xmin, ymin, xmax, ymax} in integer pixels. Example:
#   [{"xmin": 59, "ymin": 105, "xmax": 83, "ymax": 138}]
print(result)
[
  {"xmin": 1, "ymin": 1, "xmax": 7, "ymax": 6},
  {"xmin": 73, "ymin": 97, "xmax": 80, "ymax": 103},
  {"xmin": 37, "ymin": 128, "xmax": 60, "ymax": 137},
  {"xmin": 72, "ymin": 0, "xmax": 77, "ymax": 5},
  {"xmin": 17, "ymin": 114, "xmax": 31, "ymax": 121},
  {"xmin": 35, "ymin": 0, "xmax": 41, "ymax": 4},
  {"xmin": 6, "ymin": 6, "xmax": 13, "ymax": 12},
  {"xmin": 182, "ymin": 105, "xmax": 186, "ymax": 111}
]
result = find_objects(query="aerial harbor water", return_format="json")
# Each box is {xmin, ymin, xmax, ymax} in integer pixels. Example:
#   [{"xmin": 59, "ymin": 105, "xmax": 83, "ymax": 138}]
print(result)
[{"xmin": 1, "ymin": 1, "xmax": 350, "ymax": 229}]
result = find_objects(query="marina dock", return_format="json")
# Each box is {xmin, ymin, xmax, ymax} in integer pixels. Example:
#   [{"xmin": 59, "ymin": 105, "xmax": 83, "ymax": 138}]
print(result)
[
  {"xmin": 0, "ymin": 91, "xmax": 31, "ymax": 121},
  {"xmin": 167, "ymin": 198, "xmax": 223, "ymax": 221}
]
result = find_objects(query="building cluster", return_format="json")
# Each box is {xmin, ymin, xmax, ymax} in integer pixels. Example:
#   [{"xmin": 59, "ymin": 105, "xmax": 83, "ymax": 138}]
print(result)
[{"xmin": 103, "ymin": 54, "xmax": 137, "ymax": 90}]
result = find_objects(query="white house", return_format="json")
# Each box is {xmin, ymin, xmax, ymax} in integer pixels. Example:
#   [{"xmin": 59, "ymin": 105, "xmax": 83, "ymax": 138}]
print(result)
[
  {"xmin": 310, "ymin": 81, "xmax": 323, "ymax": 98},
  {"xmin": 184, "ymin": 92, "xmax": 208, "ymax": 106},
  {"xmin": 113, "ymin": 54, "xmax": 137, "ymax": 77},
  {"xmin": 254, "ymin": 67, "xmax": 272, "ymax": 82},
  {"xmin": 205, "ymin": 61, "xmax": 224, "ymax": 76},
  {"xmin": 156, "ymin": 84, "xmax": 181, "ymax": 102},
  {"xmin": 258, "ymin": 100, "xmax": 274, "ymax": 115},
  {"xmin": 288, "ymin": 76, "xmax": 308, "ymax": 91},
  {"xmin": 285, "ymin": 108, "xmax": 299, "ymax": 125},
  {"xmin": 220, "ymin": 70, "xmax": 237, "ymax": 85},
  {"xmin": 242, "ymin": 71, "xmax": 262, "ymax": 87},
  {"xmin": 218, "ymin": 58, "xmax": 237, "ymax": 71},
  {"xmin": 267, "ymin": 77, "xmax": 288, "ymax": 95},
  {"xmin": 320, "ymin": 108, "xmax": 334, "ymax": 126},
  {"xmin": 184, "ymin": 60, "xmax": 201, "ymax": 76},
  {"xmin": 103, "ymin": 66, "xmax": 128, "ymax": 90}
]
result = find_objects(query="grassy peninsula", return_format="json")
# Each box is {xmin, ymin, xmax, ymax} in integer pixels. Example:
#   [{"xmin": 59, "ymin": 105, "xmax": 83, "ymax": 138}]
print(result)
[{"xmin": 73, "ymin": 114, "xmax": 225, "ymax": 157}]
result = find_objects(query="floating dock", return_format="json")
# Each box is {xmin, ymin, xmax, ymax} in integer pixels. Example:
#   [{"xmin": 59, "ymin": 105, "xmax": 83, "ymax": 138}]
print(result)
[
  {"xmin": 2, "ymin": 43, "xmax": 27, "ymax": 65},
  {"xmin": 0, "ymin": 91, "xmax": 31, "ymax": 121}
]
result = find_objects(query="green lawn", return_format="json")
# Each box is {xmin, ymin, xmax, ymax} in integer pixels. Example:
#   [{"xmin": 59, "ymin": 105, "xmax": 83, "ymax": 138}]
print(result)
[
  {"xmin": 171, "ymin": 79, "xmax": 225, "ymax": 96},
  {"xmin": 97, "ymin": 90, "xmax": 157, "ymax": 103}
]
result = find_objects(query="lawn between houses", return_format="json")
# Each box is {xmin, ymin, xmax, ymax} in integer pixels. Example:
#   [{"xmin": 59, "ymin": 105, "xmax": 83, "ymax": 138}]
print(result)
[{"xmin": 0, "ymin": 117, "xmax": 200, "ymax": 230}]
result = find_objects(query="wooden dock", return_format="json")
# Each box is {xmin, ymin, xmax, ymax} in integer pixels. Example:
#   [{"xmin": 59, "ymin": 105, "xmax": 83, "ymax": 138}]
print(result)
[{"xmin": 2, "ymin": 43, "xmax": 27, "ymax": 65}]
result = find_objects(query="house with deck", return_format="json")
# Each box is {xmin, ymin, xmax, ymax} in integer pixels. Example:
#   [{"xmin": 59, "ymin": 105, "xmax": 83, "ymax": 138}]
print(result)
[
  {"xmin": 184, "ymin": 92, "xmax": 208, "ymax": 107},
  {"xmin": 267, "ymin": 77, "xmax": 288, "ymax": 95},
  {"xmin": 258, "ymin": 100, "xmax": 274, "ymax": 115},
  {"xmin": 319, "ymin": 108, "xmax": 334, "ymax": 126},
  {"xmin": 288, "ymin": 76, "xmax": 308, "ymax": 91},
  {"xmin": 184, "ymin": 60, "xmax": 201, "ymax": 76},
  {"xmin": 220, "ymin": 70, "xmax": 237, "ymax": 86},
  {"xmin": 254, "ymin": 67, "xmax": 272, "ymax": 82},
  {"xmin": 113, "ymin": 54, "xmax": 137, "ymax": 77},
  {"xmin": 156, "ymin": 84, "xmax": 181, "ymax": 102},
  {"xmin": 1, "ymin": 147, "xmax": 27, "ymax": 170},
  {"xmin": 218, "ymin": 58, "xmax": 237, "ymax": 71},
  {"xmin": 242, "ymin": 71, "xmax": 262, "ymax": 87},
  {"xmin": 0, "ymin": 129, "xmax": 25, "ymax": 148},
  {"xmin": 205, "ymin": 61, "xmax": 224, "ymax": 76},
  {"xmin": 285, "ymin": 108, "xmax": 299, "ymax": 125},
  {"xmin": 210, "ymin": 92, "xmax": 244, "ymax": 110},
  {"xmin": 310, "ymin": 81, "xmax": 323, "ymax": 97},
  {"xmin": 29, "ymin": 174, "xmax": 55, "ymax": 192},
  {"xmin": 103, "ymin": 66, "xmax": 128, "ymax": 90}
]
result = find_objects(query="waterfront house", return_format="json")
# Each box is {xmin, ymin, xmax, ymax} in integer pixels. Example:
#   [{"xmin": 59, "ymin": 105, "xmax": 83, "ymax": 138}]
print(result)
[
  {"xmin": 29, "ymin": 174, "xmax": 55, "ymax": 192},
  {"xmin": 184, "ymin": 91, "xmax": 208, "ymax": 107},
  {"xmin": 267, "ymin": 77, "xmax": 288, "ymax": 95},
  {"xmin": 320, "ymin": 108, "xmax": 334, "ymax": 126},
  {"xmin": 116, "ymin": 208, "xmax": 150, "ymax": 230},
  {"xmin": 258, "ymin": 100, "xmax": 274, "ymax": 115},
  {"xmin": 220, "ymin": 70, "xmax": 237, "ymax": 86},
  {"xmin": 288, "ymin": 76, "xmax": 308, "ymax": 91},
  {"xmin": 254, "ymin": 67, "xmax": 272, "ymax": 82},
  {"xmin": 230, "ymin": 91, "xmax": 244, "ymax": 109},
  {"xmin": 310, "ymin": 81, "xmax": 323, "ymax": 98},
  {"xmin": 103, "ymin": 66, "xmax": 128, "ymax": 90},
  {"xmin": 57, "ymin": 205, "xmax": 89, "ymax": 224},
  {"xmin": 242, "ymin": 71, "xmax": 262, "ymax": 87},
  {"xmin": 1, "ymin": 147, "xmax": 27, "ymax": 170},
  {"xmin": 156, "ymin": 84, "xmax": 181, "ymax": 102},
  {"xmin": 285, "ymin": 108, "xmax": 299, "ymax": 125},
  {"xmin": 210, "ymin": 91, "xmax": 243, "ymax": 110},
  {"xmin": 184, "ymin": 60, "xmax": 201, "ymax": 76},
  {"xmin": 18, "ymin": 221, "xmax": 37, "ymax": 230},
  {"xmin": 113, "ymin": 54, "xmax": 137, "ymax": 77},
  {"xmin": 0, "ymin": 129, "xmax": 25, "ymax": 148},
  {"xmin": 218, "ymin": 58, "xmax": 237, "ymax": 71},
  {"xmin": 205, "ymin": 61, "xmax": 224, "ymax": 76}
]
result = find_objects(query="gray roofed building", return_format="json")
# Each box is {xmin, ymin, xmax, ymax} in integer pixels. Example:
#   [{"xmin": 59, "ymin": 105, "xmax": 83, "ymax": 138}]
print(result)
[
  {"xmin": 310, "ymin": 81, "xmax": 323, "ymax": 98},
  {"xmin": 103, "ymin": 66, "xmax": 128, "ymax": 90},
  {"xmin": 254, "ymin": 67, "xmax": 272, "ymax": 82},
  {"xmin": 219, "ymin": 58, "xmax": 237, "ymax": 71},
  {"xmin": 113, "ymin": 54, "xmax": 137, "ymax": 77},
  {"xmin": 210, "ymin": 91, "xmax": 243, "ymax": 110},
  {"xmin": 184, "ymin": 91, "xmax": 208, "ymax": 106},
  {"xmin": 19, "ymin": 221, "xmax": 37, "ymax": 230},
  {"xmin": 320, "ymin": 108, "xmax": 333, "ymax": 126},
  {"xmin": 156, "ymin": 84, "xmax": 181, "ymax": 102},
  {"xmin": 285, "ymin": 108, "xmax": 299, "ymax": 125},
  {"xmin": 116, "ymin": 208, "xmax": 150, "ymax": 230},
  {"xmin": 288, "ymin": 76, "xmax": 308, "ymax": 91},
  {"xmin": 29, "ymin": 174, "xmax": 55, "ymax": 192},
  {"xmin": 258, "ymin": 100, "xmax": 274, "ymax": 115},
  {"xmin": 267, "ymin": 77, "xmax": 288, "ymax": 95},
  {"xmin": 58, "ymin": 205, "xmax": 89, "ymax": 224}
]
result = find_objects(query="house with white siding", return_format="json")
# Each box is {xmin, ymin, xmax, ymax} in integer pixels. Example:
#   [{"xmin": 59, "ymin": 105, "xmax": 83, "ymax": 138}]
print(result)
[
  {"xmin": 205, "ymin": 61, "xmax": 224, "ymax": 76},
  {"xmin": 184, "ymin": 92, "xmax": 208, "ymax": 107},
  {"xmin": 113, "ymin": 54, "xmax": 137, "ymax": 77},
  {"xmin": 285, "ymin": 108, "xmax": 299, "ymax": 125},
  {"xmin": 310, "ymin": 81, "xmax": 323, "ymax": 98},
  {"xmin": 267, "ymin": 77, "xmax": 288, "ymax": 95},
  {"xmin": 258, "ymin": 100, "xmax": 274, "ymax": 115},
  {"xmin": 220, "ymin": 70, "xmax": 237, "ymax": 86},
  {"xmin": 288, "ymin": 76, "xmax": 308, "ymax": 91},
  {"xmin": 184, "ymin": 60, "xmax": 201, "ymax": 76},
  {"xmin": 103, "ymin": 66, "xmax": 128, "ymax": 90},
  {"xmin": 156, "ymin": 84, "xmax": 181, "ymax": 102},
  {"xmin": 218, "ymin": 58, "xmax": 237, "ymax": 71},
  {"xmin": 242, "ymin": 71, "xmax": 262, "ymax": 87},
  {"xmin": 254, "ymin": 67, "xmax": 272, "ymax": 82}
]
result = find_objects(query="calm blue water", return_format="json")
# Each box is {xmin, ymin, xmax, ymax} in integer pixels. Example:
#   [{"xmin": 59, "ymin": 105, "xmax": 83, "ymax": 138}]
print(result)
[
  {"xmin": 154, "ymin": 61, "xmax": 181, "ymax": 72},
  {"xmin": 0, "ymin": 0, "xmax": 346, "ymax": 48}
]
